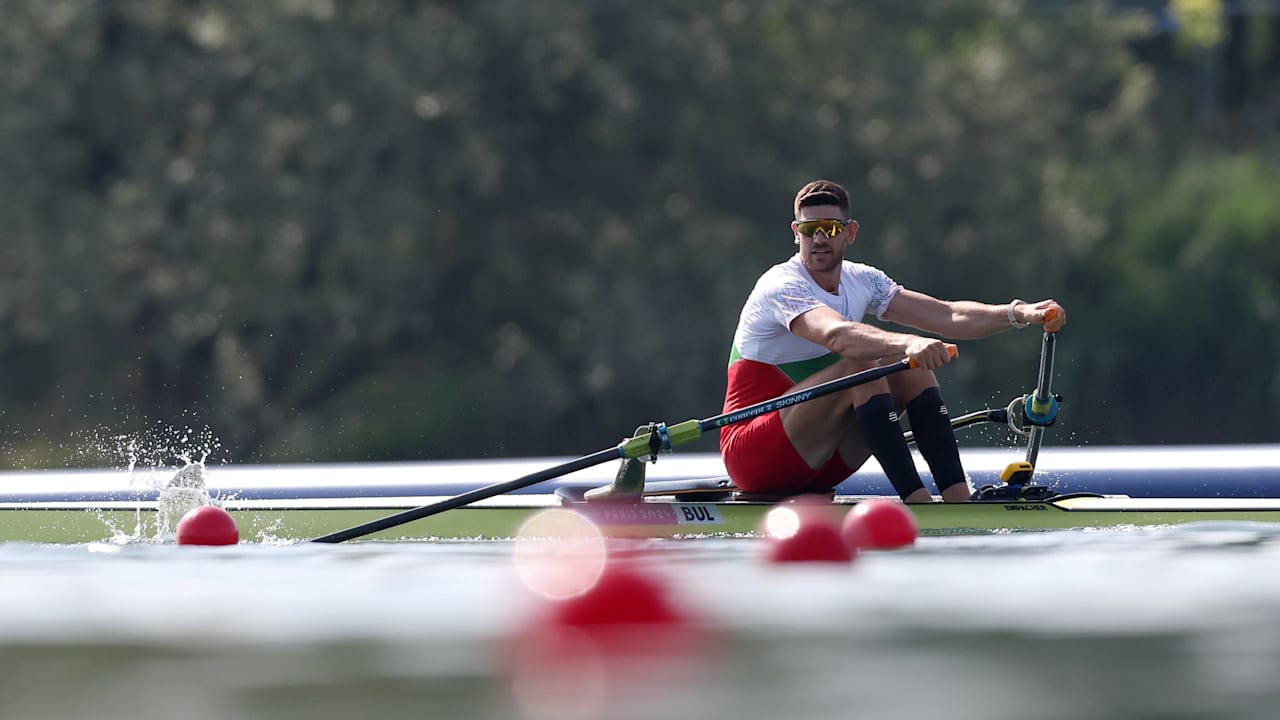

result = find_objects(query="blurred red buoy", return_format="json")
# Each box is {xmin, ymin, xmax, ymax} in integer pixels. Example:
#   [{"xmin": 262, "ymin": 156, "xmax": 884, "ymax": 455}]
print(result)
[
  {"xmin": 550, "ymin": 560, "xmax": 687, "ymax": 629},
  {"xmin": 176, "ymin": 505, "xmax": 240, "ymax": 546},
  {"xmin": 763, "ymin": 506, "xmax": 855, "ymax": 564},
  {"xmin": 842, "ymin": 499, "xmax": 917, "ymax": 550},
  {"xmin": 509, "ymin": 559, "xmax": 707, "ymax": 719}
]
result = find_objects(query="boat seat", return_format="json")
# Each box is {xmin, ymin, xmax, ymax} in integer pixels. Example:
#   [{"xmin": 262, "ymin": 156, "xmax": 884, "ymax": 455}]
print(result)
[
  {"xmin": 732, "ymin": 490, "xmax": 836, "ymax": 503},
  {"xmin": 642, "ymin": 477, "xmax": 738, "ymax": 501},
  {"xmin": 558, "ymin": 477, "xmax": 739, "ymax": 504}
]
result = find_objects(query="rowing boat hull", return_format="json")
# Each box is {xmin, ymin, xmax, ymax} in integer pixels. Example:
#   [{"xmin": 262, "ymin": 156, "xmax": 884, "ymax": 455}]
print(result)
[
  {"xmin": 3, "ymin": 445, "xmax": 1280, "ymax": 543},
  {"xmin": 10, "ymin": 494, "xmax": 1280, "ymax": 543}
]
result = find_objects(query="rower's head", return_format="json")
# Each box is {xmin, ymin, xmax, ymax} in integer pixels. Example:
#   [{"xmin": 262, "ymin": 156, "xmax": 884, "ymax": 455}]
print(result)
[{"xmin": 792, "ymin": 180, "xmax": 859, "ymax": 275}]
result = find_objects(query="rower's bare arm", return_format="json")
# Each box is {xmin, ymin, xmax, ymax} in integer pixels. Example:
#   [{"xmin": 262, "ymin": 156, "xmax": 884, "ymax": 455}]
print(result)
[
  {"xmin": 788, "ymin": 306, "xmax": 955, "ymax": 369},
  {"xmin": 882, "ymin": 290, "xmax": 1067, "ymax": 338}
]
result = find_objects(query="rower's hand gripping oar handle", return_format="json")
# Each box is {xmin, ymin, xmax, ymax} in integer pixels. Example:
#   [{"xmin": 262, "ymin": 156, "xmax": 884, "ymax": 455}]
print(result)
[
  {"xmin": 617, "ymin": 344, "xmax": 958, "ymax": 461},
  {"xmin": 1042, "ymin": 306, "xmax": 1062, "ymax": 333},
  {"xmin": 907, "ymin": 343, "xmax": 959, "ymax": 370}
]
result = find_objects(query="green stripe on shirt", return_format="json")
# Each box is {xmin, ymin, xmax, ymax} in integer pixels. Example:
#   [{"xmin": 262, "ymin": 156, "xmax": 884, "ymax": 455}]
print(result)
[{"xmin": 728, "ymin": 346, "xmax": 842, "ymax": 384}]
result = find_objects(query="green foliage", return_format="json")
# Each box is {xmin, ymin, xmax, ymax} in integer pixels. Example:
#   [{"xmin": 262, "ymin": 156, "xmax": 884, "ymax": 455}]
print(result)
[
  {"xmin": 1170, "ymin": 0, "xmax": 1226, "ymax": 50},
  {"xmin": 0, "ymin": 0, "xmax": 1277, "ymax": 467},
  {"xmin": 1088, "ymin": 152, "xmax": 1280, "ymax": 442}
]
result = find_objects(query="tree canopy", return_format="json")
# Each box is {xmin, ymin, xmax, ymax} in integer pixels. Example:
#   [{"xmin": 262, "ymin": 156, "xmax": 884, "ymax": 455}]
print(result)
[{"xmin": 1, "ymin": 0, "xmax": 1277, "ymax": 468}]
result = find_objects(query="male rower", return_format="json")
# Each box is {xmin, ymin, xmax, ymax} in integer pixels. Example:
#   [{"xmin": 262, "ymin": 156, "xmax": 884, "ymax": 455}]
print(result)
[{"xmin": 720, "ymin": 180, "xmax": 1066, "ymax": 502}]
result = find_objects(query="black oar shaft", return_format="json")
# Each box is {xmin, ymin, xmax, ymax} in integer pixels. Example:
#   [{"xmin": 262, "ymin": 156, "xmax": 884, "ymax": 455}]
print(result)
[
  {"xmin": 1025, "ymin": 330, "xmax": 1057, "ymax": 470},
  {"xmin": 312, "ymin": 350, "xmax": 948, "ymax": 543},
  {"xmin": 311, "ymin": 447, "xmax": 621, "ymax": 543},
  {"xmin": 1033, "ymin": 332, "xmax": 1056, "ymax": 405},
  {"xmin": 903, "ymin": 408, "xmax": 1007, "ymax": 445},
  {"xmin": 701, "ymin": 359, "xmax": 912, "ymax": 430},
  {"xmin": 613, "ymin": 358, "xmax": 926, "ymax": 460}
]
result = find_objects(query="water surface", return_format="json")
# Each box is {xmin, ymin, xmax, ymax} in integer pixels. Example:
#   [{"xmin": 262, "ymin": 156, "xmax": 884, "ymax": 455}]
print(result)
[{"xmin": 3, "ymin": 523, "xmax": 1280, "ymax": 719}]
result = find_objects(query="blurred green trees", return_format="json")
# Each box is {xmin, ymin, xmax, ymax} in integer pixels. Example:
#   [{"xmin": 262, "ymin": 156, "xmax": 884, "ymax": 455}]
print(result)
[{"xmin": 0, "ymin": 0, "xmax": 1277, "ymax": 467}]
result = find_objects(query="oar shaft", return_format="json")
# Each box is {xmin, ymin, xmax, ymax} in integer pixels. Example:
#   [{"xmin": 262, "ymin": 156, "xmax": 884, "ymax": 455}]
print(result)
[
  {"xmin": 1025, "ymin": 330, "xmax": 1057, "ymax": 469},
  {"xmin": 311, "ymin": 447, "xmax": 622, "ymax": 543},
  {"xmin": 903, "ymin": 408, "xmax": 1007, "ymax": 445},
  {"xmin": 614, "ymin": 349, "xmax": 957, "ymax": 461},
  {"xmin": 1032, "ymin": 332, "xmax": 1056, "ymax": 405},
  {"xmin": 613, "ymin": 357, "xmax": 930, "ymax": 461},
  {"xmin": 312, "ymin": 348, "xmax": 954, "ymax": 543},
  {"xmin": 702, "ymin": 359, "xmax": 913, "ymax": 430}
]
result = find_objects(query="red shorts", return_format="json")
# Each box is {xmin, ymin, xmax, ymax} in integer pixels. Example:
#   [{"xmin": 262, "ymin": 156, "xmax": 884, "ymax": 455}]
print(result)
[{"xmin": 720, "ymin": 360, "xmax": 854, "ymax": 495}]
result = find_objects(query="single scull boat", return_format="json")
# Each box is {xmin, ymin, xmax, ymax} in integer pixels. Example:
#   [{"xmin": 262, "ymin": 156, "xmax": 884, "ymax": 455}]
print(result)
[{"xmin": 3, "ymin": 328, "xmax": 1279, "ymax": 543}]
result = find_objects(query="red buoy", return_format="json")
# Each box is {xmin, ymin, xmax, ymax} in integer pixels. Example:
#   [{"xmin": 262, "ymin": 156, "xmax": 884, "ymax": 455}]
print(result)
[
  {"xmin": 759, "ymin": 505, "xmax": 855, "ymax": 564},
  {"xmin": 508, "ymin": 559, "xmax": 706, "ymax": 718},
  {"xmin": 551, "ymin": 562, "xmax": 685, "ymax": 628},
  {"xmin": 176, "ymin": 505, "xmax": 240, "ymax": 546},
  {"xmin": 766, "ymin": 519, "xmax": 856, "ymax": 563},
  {"xmin": 842, "ymin": 499, "xmax": 918, "ymax": 550}
]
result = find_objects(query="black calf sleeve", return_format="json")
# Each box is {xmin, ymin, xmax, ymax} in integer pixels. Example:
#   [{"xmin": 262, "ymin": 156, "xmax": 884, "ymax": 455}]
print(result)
[
  {"xmin": 906, "ymin": 386, "xmax": 967, "ymax": 492},
  {"xmin": 855, "ymin": 393, "xmax": 925, "ymax": 500}
]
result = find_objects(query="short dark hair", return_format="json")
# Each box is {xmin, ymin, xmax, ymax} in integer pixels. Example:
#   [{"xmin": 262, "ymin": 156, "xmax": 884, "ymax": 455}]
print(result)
[{"xmin": 794, "ymin": 180, "xmax": 851, "ymax": 218}]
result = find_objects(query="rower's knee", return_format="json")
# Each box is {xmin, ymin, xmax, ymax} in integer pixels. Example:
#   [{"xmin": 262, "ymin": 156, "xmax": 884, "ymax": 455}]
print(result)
[
  {"xmin": 830, "ymin": 357, "xmax": 879, "ymax": 374},
  {"xmin": 827, "ymin": 358, "xmax": 892, "ymax": 405}
]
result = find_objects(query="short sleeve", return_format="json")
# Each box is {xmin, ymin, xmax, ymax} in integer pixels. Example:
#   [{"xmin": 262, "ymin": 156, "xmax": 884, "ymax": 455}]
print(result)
[
  {"xmin": 858, "ymin": 266, "xmax": 901, "ymax": 319},
  {"xmin": 766, "ymin": 277, "xmax": 825, "ymax": 326}
]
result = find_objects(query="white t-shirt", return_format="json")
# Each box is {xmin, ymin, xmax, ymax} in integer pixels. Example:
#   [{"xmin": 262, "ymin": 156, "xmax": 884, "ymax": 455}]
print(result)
[{"xmin": 730, "ymin": 254, "xmax": 901, "ymax": 366}]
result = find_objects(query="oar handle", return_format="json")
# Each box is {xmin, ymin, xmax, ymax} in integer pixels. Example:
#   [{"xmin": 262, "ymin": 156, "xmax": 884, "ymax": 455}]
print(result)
[
  {"xmin": 1043, "ymin": 307, "xmax": 1061, "ymax": 334},
  {"xmin": 907, "ymin": 343, "xmax": 958, "ymax": 369}
]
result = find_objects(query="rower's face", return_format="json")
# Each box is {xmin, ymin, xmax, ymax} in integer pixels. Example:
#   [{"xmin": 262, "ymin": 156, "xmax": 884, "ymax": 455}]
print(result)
[{"xmin": 793, "ymin": 205, "xmax": 858, "ymax": 274}]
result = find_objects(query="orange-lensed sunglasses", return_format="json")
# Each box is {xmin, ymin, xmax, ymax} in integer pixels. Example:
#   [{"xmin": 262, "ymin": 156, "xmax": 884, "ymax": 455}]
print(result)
[{"xmin": 792, "ymin": 218, "xmax": 856, "ymax": 238}]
